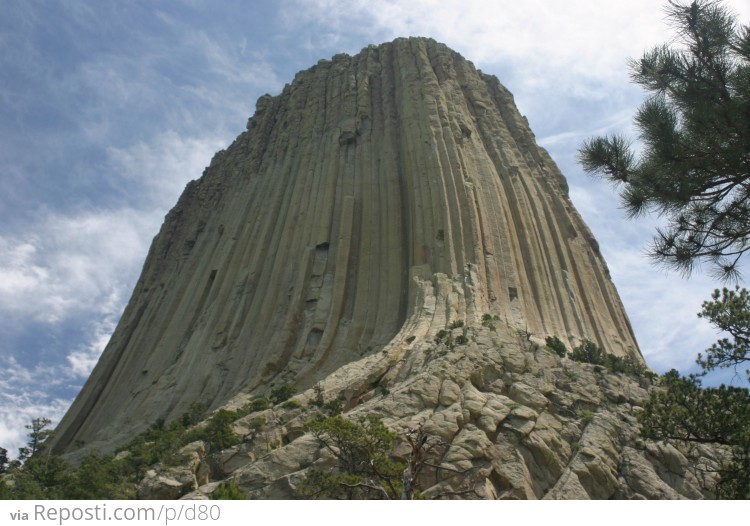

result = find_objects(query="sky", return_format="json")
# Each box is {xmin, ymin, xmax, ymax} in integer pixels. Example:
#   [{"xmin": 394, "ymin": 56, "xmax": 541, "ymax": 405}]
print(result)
[{"xmin": 1, "ymin": 0, "xmax": 749, "ymax": 457}]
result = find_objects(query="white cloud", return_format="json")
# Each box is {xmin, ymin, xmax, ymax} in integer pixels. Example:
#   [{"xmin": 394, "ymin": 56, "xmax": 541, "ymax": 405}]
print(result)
[
  {"xmin": 0, "ymin": 209, "xmax": 151, "ymax": 326},
  {"xmin": 66, "ymin": 300, "xmax": 120, "ymax": 379},
  {"xmin": 282, "ymin": 0, "xmax": 665, "ymax": 89},
  {"xmin": 0, "ymin": 356, "xmax": 70, "ymax": 459},
  {"xmin": 0, "ymin": 129, "xmax": 230, "ymax": 451},
  {"xmin": 0, "ymin": 130, "xmax": 228, "ymax": 327},
  {"xmin": 107, "ymin": 130, "xmax": 227, "ymax": 207}
]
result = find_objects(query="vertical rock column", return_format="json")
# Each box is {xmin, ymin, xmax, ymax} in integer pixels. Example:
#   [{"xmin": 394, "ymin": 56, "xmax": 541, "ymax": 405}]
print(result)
[{"xmin": 51, "ymin": 38, "xmax": 640, "ymax": 456}]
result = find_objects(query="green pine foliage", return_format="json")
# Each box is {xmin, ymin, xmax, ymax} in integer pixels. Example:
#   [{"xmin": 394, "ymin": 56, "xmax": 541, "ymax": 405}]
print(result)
[
  {"xmin": 1, "ymin": 401, "xmax": 248, "ymax": 500},
  {"xmin": 270, "ymin": 384, "xmax": 296, "ymax": 405},
  {"xmin": 697, "ymin": 286, "xmax": 750, "ymax": 380},
  {"xmin": 249, "ymin": 397, "xmax": 272, "ymax": 412},
  {"xmin": 187, "ymin": 409, "xmax": 243, "ymax": 451},
  {"xmin": 65, "ymin": 452, "xmax": 134, "ymax": 499},
  {"xmin": 577, "ymin": 1, "xmax": 750, "ymax": 498},
  {"xmin": 545, "ymin": 336, "xmax": 568, "ymax": 358},
  {"xmin": 639, "ymin": 371, "xmax": 750, "ymax": 498},
  {"xmin": 296, "ymin": 415, "xmax": 405, "ymax": 499},
  {"xmin": 211, "ymin": 478, "xmax": 245, "ymax": 500},
  {"xmin": 578, "ymin": 0, "xmax": 750, "ymax": 280},
  {"xmin": 568, "ymin": 339, "xmax": 646, "ymax": 376},
  {"xmin": 570, "ymin": 339, "xmax": 607, "ymax": 365},
  {"xmin": 0, "ymin": 447, "xmax": 8, "ymax": 474}
]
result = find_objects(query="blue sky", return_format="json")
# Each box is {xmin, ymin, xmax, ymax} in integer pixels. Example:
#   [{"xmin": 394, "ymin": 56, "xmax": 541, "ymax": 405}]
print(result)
[{"xmin": 1, "ymin": 0, "xmax": 749, "ymax": 456}]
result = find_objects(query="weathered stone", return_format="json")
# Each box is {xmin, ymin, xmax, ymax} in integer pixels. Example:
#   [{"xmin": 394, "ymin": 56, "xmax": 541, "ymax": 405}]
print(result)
[
  {"xmin": 52, "ymin": 37, "xmax": 641, "ymax": 459},
  {"xmin": 508, "ymin": 382, "xmax": 549, "ymax": 411},
  {"xmin": 135, "ymin": 441, "xmax": 208, "ymax": 500},
  {"xmin": 137, "ymin": 470, "xmax": 194, "ymax": 500},
  {"xmin": 48, "ymin": 38, "xmax": 723, "ymax": 500}
]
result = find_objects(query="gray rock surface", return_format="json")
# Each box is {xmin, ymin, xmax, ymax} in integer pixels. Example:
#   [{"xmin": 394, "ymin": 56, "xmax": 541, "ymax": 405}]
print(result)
[
  {"xmin": 46, "ymin": 38, "xmax": 714, "ymax": 499},
  {"xmin": 138, "ymin": 324, "xmax": 718, "ymax": 500}
]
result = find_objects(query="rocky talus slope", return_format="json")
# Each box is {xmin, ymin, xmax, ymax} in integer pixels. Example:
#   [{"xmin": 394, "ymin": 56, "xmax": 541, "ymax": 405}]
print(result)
[
  {"xmin": 139, "ymin": 323, "xmax": 719, "ymax": 500},
  {"xmin": 46, "ymin": 38, "xmax": 716, "ymax": 499}
]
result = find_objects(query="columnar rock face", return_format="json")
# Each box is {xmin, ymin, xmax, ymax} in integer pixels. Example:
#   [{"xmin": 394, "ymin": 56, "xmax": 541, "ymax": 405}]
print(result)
[{"xmin": 52, "ymin": 38, "xmax": 641, "ymax": 461}]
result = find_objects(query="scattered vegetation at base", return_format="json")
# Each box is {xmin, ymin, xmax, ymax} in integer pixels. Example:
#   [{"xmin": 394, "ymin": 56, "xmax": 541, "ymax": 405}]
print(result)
[
  {"xmin": 281, "ymin": 399, "xmax": 303, "ymax": 410},
  {"xmin": 249, "ymin": 397, "xmax": 272, "ymax": 412},
  {"xmin": 567, "ymin": 339, "xmax": 647, "ymax": 377},
  {"xmin": 307, "ymin": 384, "xmax": 345, "ymax": 416},
  {"xmin": 481, "ymin": 313, "xmax": 500, "ymax": 331},
  {"xmin": 270, "ymin": 384, "xmax": 296, "ymax": 405},
  {"xmin": 639, "ymin": 370, "xmax": 750, "ymax": 499},
  {"xmin": 545, "ymin": 336, "xmax": 568, "ymax": 358},
  {"xmin": 211, "ymin": 478, "xmax": 245, "ymax": 500},
  {"xmin": 296, "ymin": 415, "xmax": 404, "ymax": 499},
  {"xmin": 434, "ymin": 321, "xmax": 471, "ymax": 351},
  {"xmin": 0, "ymin": 399, "xmax": 259, "ymax": 500},
  {"xmin": 578, "ymin": 410, "xmax": 595, "ymax": 424},
  {"xmin": 296, "ymin": 415, "xmax": 480, "ymax": 500}
]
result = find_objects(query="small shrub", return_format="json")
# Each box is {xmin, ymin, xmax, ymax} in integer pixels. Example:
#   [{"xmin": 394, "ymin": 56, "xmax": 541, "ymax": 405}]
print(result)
[
  {"xmin": 270, "ymin": 384, "xmax": 296, "ymax": 405},
  {"xmin": 180, "ymin": 402, "xmax": 207, "ymax": 427},
  {"xmin": 434, "ymin": 330, "xmax": 448, "ymax": 343},
  {"xmin": 454, "ymin": 334, "xmax": 469, "ymax": 345},
  {"xmin": 212, "ymin": 478, "xmax": 245, "ymax": 500},
  {"xmin": 545, "ymin": 336, "xmax": 568, "ymax": 358},
  {"xmin": 570, "ymin": 340, "xmax": 606, "ymax": 365},
  {"xmin": 323, "ymin": 397, "xmax": 344, "ymax": 416},
  {"xmin": 578, "ymin": 410, "xmax": 595, "ymax": 424},
  {"xmin": 249, "ymin": 397, "xmax": 272, "ymax": 412},
  {"xmin": 248, "ymin": 417, "xmax": 265, "ymax": 432},
  {"xmin": 189, "ymin": 409, "xmax": 241, "ymax": 451},
  {"xmin": 310, "ymin": 384, "xmax": 325, "ymax": 408},
  {"xmin": 448, "ymin": 320, "xmax": 464, "ymax": 330},
  {"xmin": 281, "ymin": 399, "xmax": 303, "ymax": 410},
  {"xmin": 481, "ymin": 313, "xmax": 499, "ymax": 330}
]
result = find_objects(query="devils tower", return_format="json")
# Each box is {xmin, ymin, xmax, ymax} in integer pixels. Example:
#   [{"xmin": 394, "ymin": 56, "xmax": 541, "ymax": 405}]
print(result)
[{"xmin": 48, "ymin": 38, "xmax": 718, "ymax": 499}]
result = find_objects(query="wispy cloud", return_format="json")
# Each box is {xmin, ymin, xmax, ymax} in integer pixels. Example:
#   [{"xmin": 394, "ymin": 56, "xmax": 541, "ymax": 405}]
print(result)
[
  {"xmin": 0, "ymin": 129, "xmax": 231, "ymax": 452},
  {"xmin": 281, "ymin": 0, "xmax": 664, "ymax": 87},
  {"xmin": 0, "ymin": 209, "xmax": 150, "ymax": 326},
  {"xmin": 106, "ymin": 130, "xmax": 228, "ymax": 207},
  {"xmin": 0, "ymin": 356, "xmax": 71, "ymax": 458}
]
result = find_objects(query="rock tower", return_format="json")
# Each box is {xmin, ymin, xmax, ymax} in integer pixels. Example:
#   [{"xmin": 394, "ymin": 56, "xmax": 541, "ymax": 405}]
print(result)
[{"xmin": 46, "ymin": 39, "xmax": 708, "ymax": 500}]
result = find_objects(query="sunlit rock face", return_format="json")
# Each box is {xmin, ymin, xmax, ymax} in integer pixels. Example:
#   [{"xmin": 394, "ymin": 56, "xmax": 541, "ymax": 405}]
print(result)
[{"xmin": 51, "ymin": 38, "xmax": 641, "ymax": 460}]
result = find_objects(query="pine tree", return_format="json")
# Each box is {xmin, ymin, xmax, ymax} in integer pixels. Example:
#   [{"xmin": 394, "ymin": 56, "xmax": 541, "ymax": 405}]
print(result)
[
  {"xmin": 638, "ymin": 371, "xmax": 750, "ymax": 498},
  {"xmin": 698, "ymin": 285, "xmax": 750, "ymax": 380},
  {"xmin": 0, "ymin": 447, "xmax": 7, "ymax": 474},
  {"xmin": 580, "ymin": 0, "xmax": 750, "ymax": 499},
  {"xmin": 578, "ymin": 0, "xmax": 750, "ymax": 281}
]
